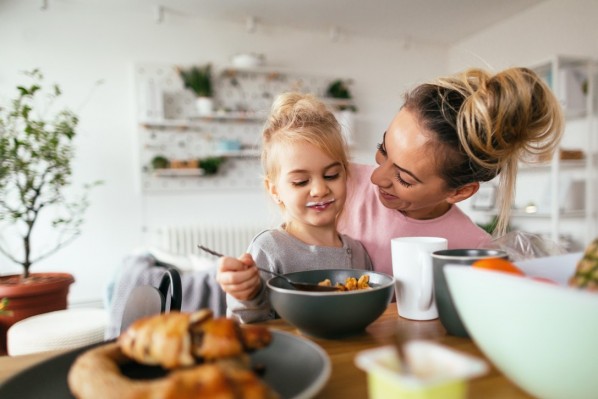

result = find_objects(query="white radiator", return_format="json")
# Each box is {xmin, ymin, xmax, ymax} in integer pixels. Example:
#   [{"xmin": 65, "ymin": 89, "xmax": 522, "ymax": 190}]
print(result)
[{"xmin": 154, "ymin": 224, "xmax": 266, "ymax": 258}]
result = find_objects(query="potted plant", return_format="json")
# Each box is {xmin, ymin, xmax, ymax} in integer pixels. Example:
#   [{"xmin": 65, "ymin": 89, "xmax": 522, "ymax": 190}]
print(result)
[
  {"xmin": 199, "ymin": 156, "xmax": 225, "ymax": 176},
  {"xmin": 0, "ymin": 69, "xmax": 100, "ymax": 353},
  {"xmin": 150, "ymin": 154, "xmax": 170, "ymax": 170},
  {"xmin": 326, "ymin": 79, "xmax": 357, "ymax": 112},
  {"xmin": 177, "ymin": 63, "xmax": 214, "ymax": 116},
  {"xmin": 326, "ymin": 79, "xmax": 357, "ymax": 146}
]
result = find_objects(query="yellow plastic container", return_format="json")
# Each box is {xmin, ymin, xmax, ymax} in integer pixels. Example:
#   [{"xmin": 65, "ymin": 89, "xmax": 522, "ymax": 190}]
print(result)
[{"xmin": 355, "ymin": 341, "xmax": 488, "ymax": 399}]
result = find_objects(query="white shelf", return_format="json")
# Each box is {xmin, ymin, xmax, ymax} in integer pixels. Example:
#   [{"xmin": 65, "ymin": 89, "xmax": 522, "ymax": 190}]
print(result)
[
  {"xmin": 518, "ymin": 158, "xmax": 587, "ymax": 171},
  {"xmin": 322, "ymin": 98, "xmax": 357, "ymax": 109},
  {"xmin": 476, "ymin": 208, "xmax": 586, "ymax": 218},
  {"xmin": 219, "ymin": 66, "xmax": 357, "ymax": 111},
  {"xmin": 509, "ymin": 209, "xmax": 586, "ymax": 218},
  {"xmin": 212, "ymin": 149, "xmax": 261, "ymax": 158},
  {"xmin": 219, "ymin": 66, "xmax": 298, "ymax": 78},
  {"xmin": 510, "ymin": 55, "xmax": 598, "ymax": 244},
  {"xmin": 153, "ymin": 169, "xmax": 205, "ymax": 177},
  {"xmin": 193, "ymin": 112, "xmax": 265, "ymax": 122},
  {"xmin": 140, "ymin": 114, "xmax": 264, "ymax": 128},
  {"xmin": 136, "ymin": 62, "xmax": 355, "ymax": 192}
]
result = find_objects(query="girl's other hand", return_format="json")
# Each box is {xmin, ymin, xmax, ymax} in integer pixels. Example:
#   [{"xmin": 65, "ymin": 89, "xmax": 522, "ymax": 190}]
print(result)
[{"xmin": 216, "ymin": 253, "xmax": 261, "ymax": 300}]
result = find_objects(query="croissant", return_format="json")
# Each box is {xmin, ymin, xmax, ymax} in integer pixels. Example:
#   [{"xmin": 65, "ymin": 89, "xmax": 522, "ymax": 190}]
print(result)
[
  {"xmin": 118, "ymin": 309, "xmax": 272, "ymax": 369},
  {"xmin": 68, "ymin": 342, "xmax": 278, "ymax": 399},
  {"xmin": 68, "ymin": 310, "xmax": 278, "ymax": 399}
]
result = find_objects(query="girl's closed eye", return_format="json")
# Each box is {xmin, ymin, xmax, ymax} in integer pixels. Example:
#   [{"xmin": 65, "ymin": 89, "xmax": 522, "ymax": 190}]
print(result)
[
  {"xmin": 324, "ymin": 173, "xmax": 340, "ymax": 180},
  {"xmin": 292, "ymin": 179, "xmax": 309, "ymax": 187},
  {"xmin": 376, "ymin": 142, "xmax": 387, "ymax": 157}
]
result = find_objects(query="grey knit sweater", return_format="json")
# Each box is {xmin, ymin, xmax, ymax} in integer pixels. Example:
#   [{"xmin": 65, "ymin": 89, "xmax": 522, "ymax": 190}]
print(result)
[{"xmin": 226, "ymin": 226, "xmax": 373, "ymax": 323}]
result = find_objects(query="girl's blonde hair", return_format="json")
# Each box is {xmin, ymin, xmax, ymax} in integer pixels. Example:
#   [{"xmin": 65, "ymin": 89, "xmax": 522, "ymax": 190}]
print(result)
[
  {"xmin": 403, "ymin": 67, "xmax": 564, "ymax": 236},
  {"xmin": 261, "ymin": 92, "xmax": 349, "ymax": 183}
]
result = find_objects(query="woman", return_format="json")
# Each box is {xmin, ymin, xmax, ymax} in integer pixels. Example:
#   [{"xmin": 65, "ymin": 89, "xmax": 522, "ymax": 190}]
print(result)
[{"xmin": 338, "ymin": 67, "xmax": 564, "ymax": 276}]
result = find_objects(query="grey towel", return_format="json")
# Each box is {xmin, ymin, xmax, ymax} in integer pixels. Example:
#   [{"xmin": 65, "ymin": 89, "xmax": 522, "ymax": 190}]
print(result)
[{"xmin": 104, "ymin": 252, "xmax": 226, "ymax": 339}]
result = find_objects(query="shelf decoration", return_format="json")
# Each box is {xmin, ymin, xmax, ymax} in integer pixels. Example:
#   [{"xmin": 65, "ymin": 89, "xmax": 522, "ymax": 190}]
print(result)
[
  {"xmin": 151, "ymin": 155, "xmax": 170, "ymax": 170},
  {"xmin": 558, "ymin": 66, "xmax": 588, "ymax": 117},
  {"xmin": 325, "ymin": 79, "xmax": 357, "ymax": 112},
  {"xmin": 325, "ymin": 79, "xmax": 357, "ymax": 146},
  {"xmin": 135, "ymin": 62, "xmax": 358, "ymax": 192},
  {"xmin": 200, "ymin": 157, "xmax": 225, "ymax": 175},
  {"xmin": 177, "ymin": 63, "xmax": 214, "ymax": 116},
  {"xmin": 149, "ymin": 154, "xmax": 226, "ymax": 177}
]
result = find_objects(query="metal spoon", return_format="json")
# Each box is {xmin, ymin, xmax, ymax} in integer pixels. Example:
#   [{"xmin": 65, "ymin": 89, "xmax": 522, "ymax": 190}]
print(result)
[{"xmin": 197, "ymin": 244, "xmax": 340, "ymax": 292}]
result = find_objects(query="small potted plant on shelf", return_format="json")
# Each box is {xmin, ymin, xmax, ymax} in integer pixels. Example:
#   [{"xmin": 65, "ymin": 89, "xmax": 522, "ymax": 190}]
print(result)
[
  {"xmin": 326, "ymin": 79, "xmax": 357, "ymax": 112},
  {"xmin": 325, "ymin": 79, "xmax": 357, "ymax": 146},
  {"xmin": 177, "ymin": 63, "xmax": 214, "ymax": 116},
  {"xmin": 199, "ymin": 156, "xmax": 225, "ymax": 176},
  {"xmin": 0, "ymin": 69, "xmax": 100, "ymax": 354},
  {"xmin": 151, "ymin": 155, "xmax": 170, "ymax": 170}
]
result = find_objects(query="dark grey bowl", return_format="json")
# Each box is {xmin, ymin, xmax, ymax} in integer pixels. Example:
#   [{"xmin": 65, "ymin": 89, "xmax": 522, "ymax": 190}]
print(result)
[
  {"xmin": 432, "ymin": 248, "xmax": 509, "ymax": 338},
  {"xmin": 267, "ymin": 269, "xmax": 394, "ymax": 339}
]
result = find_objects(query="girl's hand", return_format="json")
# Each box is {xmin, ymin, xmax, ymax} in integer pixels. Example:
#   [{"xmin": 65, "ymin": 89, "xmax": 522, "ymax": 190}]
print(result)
[{"xmin": 216, "ymin": 253, "xmax": 261, "ymax": 300}]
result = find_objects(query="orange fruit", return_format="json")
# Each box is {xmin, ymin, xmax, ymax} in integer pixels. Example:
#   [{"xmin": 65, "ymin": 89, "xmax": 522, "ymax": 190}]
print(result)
[{"xmin": 472, "ymin": 258, "xmax": 525, "ymax": 276}]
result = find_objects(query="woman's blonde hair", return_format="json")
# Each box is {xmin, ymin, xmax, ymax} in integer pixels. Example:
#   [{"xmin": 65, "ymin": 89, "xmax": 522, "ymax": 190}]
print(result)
[
  {"xmin": 403, "ymin": 67, "xmax": 564, "ymax": 236},
  {"xmin": 261, "ymin": 92, "xmax": 349, "ymax": 183}
]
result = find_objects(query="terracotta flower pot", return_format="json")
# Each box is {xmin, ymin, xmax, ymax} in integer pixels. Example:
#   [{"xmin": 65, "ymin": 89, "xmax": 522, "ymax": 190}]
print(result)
[{"xmin": 0, "ymin": 272, "xmax": 75, "ymax": 355}]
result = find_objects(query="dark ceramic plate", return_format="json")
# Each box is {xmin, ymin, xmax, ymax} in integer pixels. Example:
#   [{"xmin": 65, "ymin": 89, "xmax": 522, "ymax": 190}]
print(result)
[{"xmin": 0, "ymin": 330, "xmax": 330, "ymax": 399}]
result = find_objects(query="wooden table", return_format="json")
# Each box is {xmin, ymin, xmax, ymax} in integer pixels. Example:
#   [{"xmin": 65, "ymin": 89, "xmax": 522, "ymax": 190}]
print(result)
[{"xmin": 0, "ymin": 304, "xmax": 532, "ymax": 398}]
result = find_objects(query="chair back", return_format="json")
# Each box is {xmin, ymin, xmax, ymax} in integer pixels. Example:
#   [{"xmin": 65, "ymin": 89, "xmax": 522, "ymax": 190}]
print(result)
[{"xmin": 120, "ymin": 267, "xmax": 182, "ymax": 333}]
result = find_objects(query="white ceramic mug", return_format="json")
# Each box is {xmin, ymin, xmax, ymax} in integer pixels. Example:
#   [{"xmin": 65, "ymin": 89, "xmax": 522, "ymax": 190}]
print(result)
[{"xmin": 391, "ymin": 237, "xmax": 448, "ymax": 320}]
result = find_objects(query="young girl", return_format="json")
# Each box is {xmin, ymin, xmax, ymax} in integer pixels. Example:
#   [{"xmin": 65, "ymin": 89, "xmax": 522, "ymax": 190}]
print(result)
[{"xmin": 216, "ymin": 92, "xmax": 373, "ymax": 323}]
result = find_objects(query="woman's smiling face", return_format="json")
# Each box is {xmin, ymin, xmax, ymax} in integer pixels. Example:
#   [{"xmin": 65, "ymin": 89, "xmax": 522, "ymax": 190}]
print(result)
[{"xmin": 370, "ymin": 108, "xmax": 456, "ymax": 219}]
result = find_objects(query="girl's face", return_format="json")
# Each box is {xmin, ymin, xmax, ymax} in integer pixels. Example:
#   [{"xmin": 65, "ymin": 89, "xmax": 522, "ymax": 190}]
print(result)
[
  {"xmin": 371, "ymin": 108, "xmax": 459, "ymax": 219},
  {"xmin": 267, "ymin": 141, "xmax": 347, "ymax": 230}
]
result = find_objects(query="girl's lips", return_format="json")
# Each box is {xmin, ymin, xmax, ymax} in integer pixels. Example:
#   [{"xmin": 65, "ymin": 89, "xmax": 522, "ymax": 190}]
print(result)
[{"xmin": 306, "ymin": 198, "xmax": 335, "ymax": 211}]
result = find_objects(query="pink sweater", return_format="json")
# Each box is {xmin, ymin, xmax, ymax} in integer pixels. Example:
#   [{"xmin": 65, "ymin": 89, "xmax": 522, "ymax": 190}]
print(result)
[{"xmin": 338, "ymin": 164, "xmax": 492, "ymax": 276}]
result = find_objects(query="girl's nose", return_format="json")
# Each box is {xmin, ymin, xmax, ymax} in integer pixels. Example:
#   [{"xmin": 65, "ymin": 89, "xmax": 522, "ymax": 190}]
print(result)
[{"xmin": 310, "ymin": 178, "xmax": 329, "ymax": 197}]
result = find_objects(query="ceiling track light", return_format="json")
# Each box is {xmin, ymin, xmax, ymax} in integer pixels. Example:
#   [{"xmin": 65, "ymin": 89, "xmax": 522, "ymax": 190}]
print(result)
[
  {"xmin": 329, "ymin": 26, "xmax": 340, "ymax": 42},
  {"xmin": 40, "ymin": 0, "xmax": 48, "ymax": 10},
  {"xmin": 400, "ymin": 36, "xmax": 412, "ymax": 50},
  {"xmin": 246, "ymin": 16, "xmax": 257, "ymax": 33},
  {"xmin": 154, "ymin": 5, "xmax": 164, "ymax": 24}
]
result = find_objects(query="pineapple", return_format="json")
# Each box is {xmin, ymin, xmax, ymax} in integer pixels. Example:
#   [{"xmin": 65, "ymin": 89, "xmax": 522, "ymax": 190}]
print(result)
[{"xmin": 569, "ymin": 238, "xmax": 598, "ymax": 291}]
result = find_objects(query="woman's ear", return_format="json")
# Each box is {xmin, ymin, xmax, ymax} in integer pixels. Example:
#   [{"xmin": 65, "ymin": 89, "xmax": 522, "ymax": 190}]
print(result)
[{"xmin": 446, "ymin": 182, "xmax": 480, "ymax": 204}]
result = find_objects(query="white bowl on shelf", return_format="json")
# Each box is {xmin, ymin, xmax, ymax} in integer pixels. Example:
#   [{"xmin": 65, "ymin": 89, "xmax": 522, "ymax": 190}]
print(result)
[
  {"xmin": 444, "ymin": 252, "xmax": 598, "ymax": 399},
  {"xmin": 231, "ymin": 53, "xmax": 265, "ymax": 69}
]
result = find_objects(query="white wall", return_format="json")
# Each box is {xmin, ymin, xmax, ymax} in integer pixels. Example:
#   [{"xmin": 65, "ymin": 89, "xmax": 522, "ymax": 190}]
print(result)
[
  {"xmin": 0, "ymin": 1, "xmax": 447, "ymax": 304},
  {"xmin": 448, "ymin": 0, "xmax": 598, "ymax": 250},
  {"xmin": 448, "ymin": 0, "xmax": 598, "ymax": 72}
]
